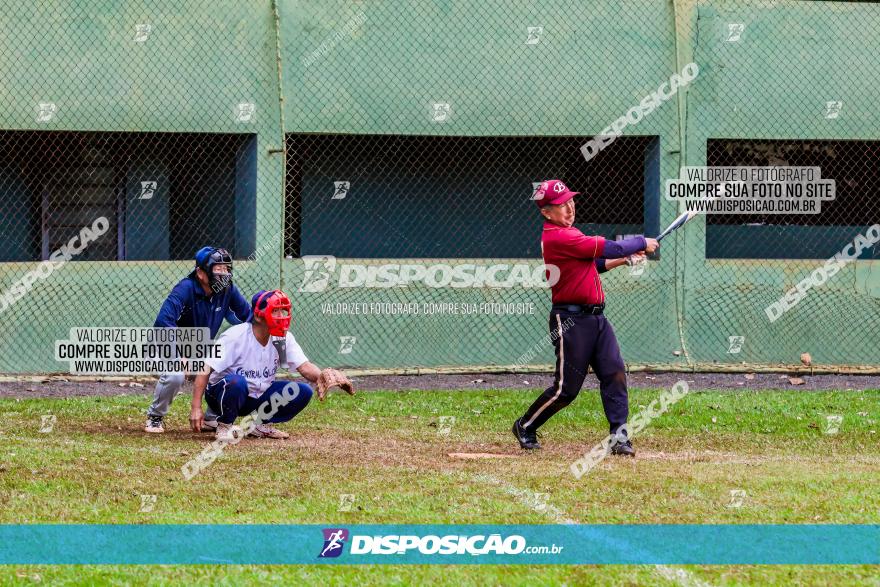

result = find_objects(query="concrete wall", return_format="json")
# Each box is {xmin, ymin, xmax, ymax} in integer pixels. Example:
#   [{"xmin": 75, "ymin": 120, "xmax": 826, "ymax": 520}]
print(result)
[
  {"xmin": 0, "ymin": 1, "xmax": 284, "ymax": 372},
  {"xmin": 1, "ymin": 0, "xmax": 878, "ymax": 372}
]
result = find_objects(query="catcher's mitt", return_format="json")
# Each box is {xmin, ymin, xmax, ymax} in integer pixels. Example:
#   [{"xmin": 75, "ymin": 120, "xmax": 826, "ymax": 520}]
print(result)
[{"xmin": 316, "ymin": 368, "xmax": 355, "ymax": 401}]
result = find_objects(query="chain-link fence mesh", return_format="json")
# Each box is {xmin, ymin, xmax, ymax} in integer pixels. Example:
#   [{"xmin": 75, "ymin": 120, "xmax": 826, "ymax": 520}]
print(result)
[
  {"xmin": 685, "ymin": 0, "xmax": 880, "ymax": 368},
  {"xmin": 1, "ymin": 0, "xmax": 878, "ymax": 374},
  {"xmin": 0, "ymin": 0, "xmax": 283, "ymax": 373}
]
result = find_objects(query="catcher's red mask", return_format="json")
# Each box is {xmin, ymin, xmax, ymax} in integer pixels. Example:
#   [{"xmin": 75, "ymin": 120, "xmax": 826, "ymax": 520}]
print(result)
[{"xmin": 251, "ymin": 290, "xmax": 291, "ymax": 336}]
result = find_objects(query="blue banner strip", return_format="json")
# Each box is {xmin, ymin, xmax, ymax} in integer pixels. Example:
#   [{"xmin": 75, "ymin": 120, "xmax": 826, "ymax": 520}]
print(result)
[{"xmin": 0, "ymin": 525, "xmax": 876, "ymax": 565}]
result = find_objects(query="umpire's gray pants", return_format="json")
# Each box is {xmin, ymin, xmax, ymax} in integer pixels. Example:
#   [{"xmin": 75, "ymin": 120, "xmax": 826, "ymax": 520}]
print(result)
[{"xmin": 147, "ymin": 372, "xmax": 218, "ymax": 422}]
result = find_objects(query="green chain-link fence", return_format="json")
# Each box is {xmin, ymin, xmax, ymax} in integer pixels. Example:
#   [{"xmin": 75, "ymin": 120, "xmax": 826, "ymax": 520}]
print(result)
[{"xmin": 1, "ymin": 0, "xmax": 878, "ymax": 375}]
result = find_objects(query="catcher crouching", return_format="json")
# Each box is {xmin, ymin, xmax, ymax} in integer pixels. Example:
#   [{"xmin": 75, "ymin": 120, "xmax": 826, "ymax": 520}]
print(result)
[{"xmin": 189, "ymin": 289, "xmax": 354, "ymax": 440}]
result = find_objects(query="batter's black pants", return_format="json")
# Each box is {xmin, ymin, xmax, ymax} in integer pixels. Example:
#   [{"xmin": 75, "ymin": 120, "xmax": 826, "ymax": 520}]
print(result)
[{"xmin": 519, "ymin": 310, "xmax": 629, "ymax": 436}]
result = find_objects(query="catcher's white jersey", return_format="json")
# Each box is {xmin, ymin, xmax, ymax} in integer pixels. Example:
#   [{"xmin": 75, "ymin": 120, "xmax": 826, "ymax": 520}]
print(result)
[{"xmin": 207, "ymin": 323, "xmax": 307, "ymax": 397}]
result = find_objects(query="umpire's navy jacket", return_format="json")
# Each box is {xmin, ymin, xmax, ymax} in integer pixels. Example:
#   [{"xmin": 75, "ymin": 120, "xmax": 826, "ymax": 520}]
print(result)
[{"xmin": 153, "ymin": 272, "xmax": 250, "ymax": 338}]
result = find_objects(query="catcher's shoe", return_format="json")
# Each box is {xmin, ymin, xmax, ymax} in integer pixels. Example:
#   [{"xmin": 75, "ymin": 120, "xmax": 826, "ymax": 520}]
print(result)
[
  {"xmin": 247, "ymin": 423, "xmax": 290, "ymax": 439},
  {"xmin": 512, "ymin": 418, "xmax": 541, "ymax": 450},
  {"xmin": 215, "ymin": 422, "xmax": 243, "ymax": 442},
  {"xmin": 201, "ymin": 419, "xmax": 219, "ymax": 432},
  {"xmin": 610, "ymin": 439, "xmax": 635, "ymax": 457},
  {"xmin": 144, "ymin": 415, "xmax": 164, "ymax": 434}
]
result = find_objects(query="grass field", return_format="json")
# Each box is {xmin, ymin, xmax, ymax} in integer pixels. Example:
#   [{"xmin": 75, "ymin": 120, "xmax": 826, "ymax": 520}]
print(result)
[{"xmin": 1, "ymin": 384, "xmax": 878, "ymax": 585}]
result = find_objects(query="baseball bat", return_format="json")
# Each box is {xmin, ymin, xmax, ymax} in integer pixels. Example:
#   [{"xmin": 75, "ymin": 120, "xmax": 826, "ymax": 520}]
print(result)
[
  {"xmin": 656, "ymin": 210, "xmax": 698, "ymax": 242},
  {"xmin": 647, "ymin": 210, "xmax": 698, "ymax": 260}
]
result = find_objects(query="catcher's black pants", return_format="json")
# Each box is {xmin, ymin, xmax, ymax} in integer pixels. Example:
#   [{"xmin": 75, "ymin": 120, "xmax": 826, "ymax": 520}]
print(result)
[{"xmin": 519, "ymin": 309, "xmax": 629, "ymax": 435}]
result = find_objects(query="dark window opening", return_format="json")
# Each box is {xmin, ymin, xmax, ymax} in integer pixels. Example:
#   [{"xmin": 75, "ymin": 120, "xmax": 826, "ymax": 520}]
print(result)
[
  {"xmin": 707, "ymin": 138, "xmax": 880, "ymax": 259},
  {"xmin": 0, "ymin": 130, "xmax": 257, "ymax": 262},
  {"xmin": 284, "ymin": 134, "xmax": 658, "ymax": 258}
]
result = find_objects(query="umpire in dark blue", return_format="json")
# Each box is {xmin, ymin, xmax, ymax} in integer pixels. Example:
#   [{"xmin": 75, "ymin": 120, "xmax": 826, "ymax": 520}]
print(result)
[{"xmin": 144, "ymin": 246, "xmax": 250, "ymax": 434}]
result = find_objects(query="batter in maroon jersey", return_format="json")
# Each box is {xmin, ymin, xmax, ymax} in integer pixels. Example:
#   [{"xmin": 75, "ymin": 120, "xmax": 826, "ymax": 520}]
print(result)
[{"xmin": 512, "ymin": 179, "xmax": 659, "ymax": 455}]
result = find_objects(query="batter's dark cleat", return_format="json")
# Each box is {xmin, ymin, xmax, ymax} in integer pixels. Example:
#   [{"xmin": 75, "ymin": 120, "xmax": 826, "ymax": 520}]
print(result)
[
  {"xmin": 512, "ymin": 418, "xmax": 541, "ymax": 450},
  {"xmin": 610, "ymin": 439, "xmax": 635, "ymax": 457}
]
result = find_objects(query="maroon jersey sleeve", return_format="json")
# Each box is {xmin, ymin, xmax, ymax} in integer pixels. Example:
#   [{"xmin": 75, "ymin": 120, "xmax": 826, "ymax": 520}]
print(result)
[{"xmin": 559, "ymin": 230, "xmax": 606, "ymax": 259}]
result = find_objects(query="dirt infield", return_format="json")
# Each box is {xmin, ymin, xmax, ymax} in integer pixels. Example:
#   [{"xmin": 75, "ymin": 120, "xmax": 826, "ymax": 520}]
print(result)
[{"xmin": 1, "ymin": 371, "xmax": 878, "ymax": 399}]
